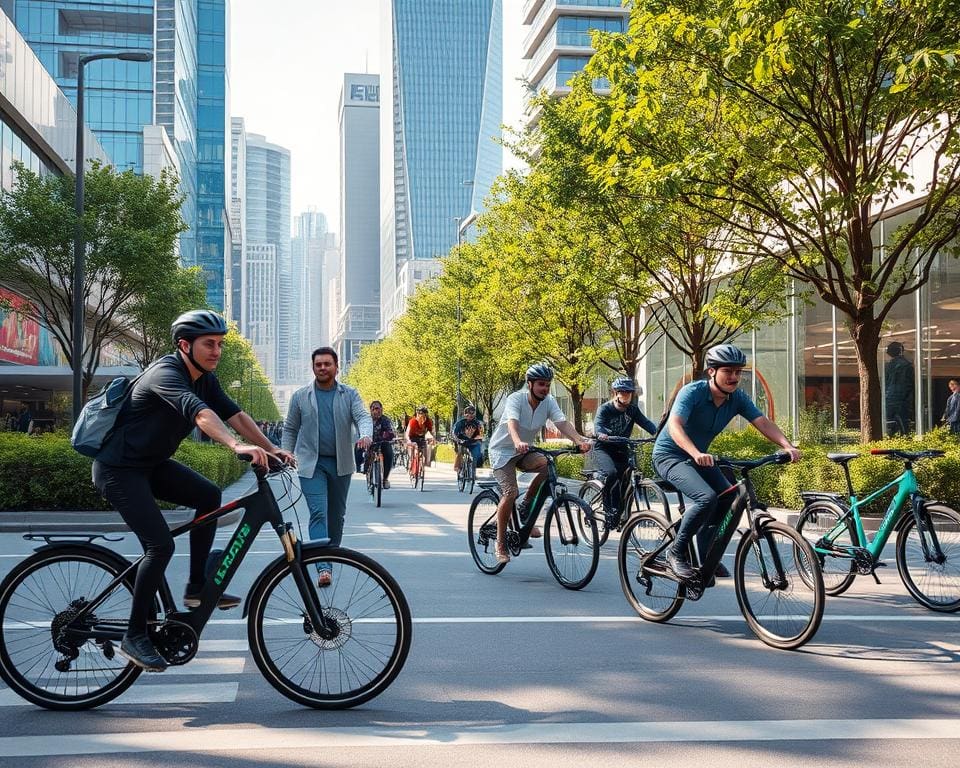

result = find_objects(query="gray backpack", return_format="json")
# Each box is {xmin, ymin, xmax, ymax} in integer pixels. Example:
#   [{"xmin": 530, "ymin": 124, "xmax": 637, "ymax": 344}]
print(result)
[{"xmin": 70, "ymin": 368, "xmax": 149, "ymax": 458}]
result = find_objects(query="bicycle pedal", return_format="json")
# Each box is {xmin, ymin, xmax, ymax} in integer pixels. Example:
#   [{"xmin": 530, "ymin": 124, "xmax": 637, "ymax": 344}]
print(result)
[{"xmin": 874, "ymin": 561, "xmax": 888, "ymax": 567}]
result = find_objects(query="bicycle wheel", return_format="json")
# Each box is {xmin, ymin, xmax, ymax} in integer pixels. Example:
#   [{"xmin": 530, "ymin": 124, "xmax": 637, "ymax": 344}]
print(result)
[
  {"xmin": 0, "ymin": 545, "xmax": 144, "ymax": 710},
  {"xmin": 630, "ymin": 479, "xmax": 673, "ymax": 523},
  {"xmin": 795, "ymin": 502, "xmax": 857, "ymax": 596},
  {"xmin": 373, "ymin": 459, "xmax": 382, "ymax": 508},
  {"xmin": 617, "ymin": 511, "xmax": 684, "ymax": 622},
  {"xmin": 467, "ymin": 459, "xmax": 476, "ymax": 495},
  {"xmin": 543, "ymin": 495, "xmax": 600, "ymax": 590},
  {"xmin": 577, "ymin": 480, "xmax": 610, "ymax": 547},
  {"xmin": 896, "ymin": 503, "xmax": 960, "ymax": 612},
  {"xmin": 457, "ymin": 458, "xmax": 467, "ymax": 493},
  {"xmin": 734, "ymin": 521, "xmax": 824, "ymax": 650},
  {"xmin": 418, "ymin": 451, "xmax": 426, "ymax": 491},
  {"xmin": 248, "ymin": 545, "xmax": 412, "ymax": 709},
  {"xmin": 467, "ymin": 490, "xmax": 506, "ymax": 575},
  {"xmin": 408, "ymin": 453, "xmax": 418, "ymax": 488}
]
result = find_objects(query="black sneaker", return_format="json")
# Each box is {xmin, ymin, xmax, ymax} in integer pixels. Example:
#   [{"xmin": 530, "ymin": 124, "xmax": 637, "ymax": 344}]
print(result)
[
  {"xmin": 119, "ymin": 633, "xmax": 167, "ymax": 672},
  {"xmin": 184, "ymin": 583, "xmax": 242, "ymax": 610},
  {"xmin": 666, "ymin": 548, "xmax": 695, "ymax": 580},
  {"xmin": 714, "ymin": 562, "xmax": 731, "ymax": 578}
]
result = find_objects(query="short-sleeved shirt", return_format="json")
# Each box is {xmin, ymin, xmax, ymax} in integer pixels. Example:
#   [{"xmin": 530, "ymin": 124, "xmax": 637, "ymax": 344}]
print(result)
[
  {"xmin": 406, "ymin": 417, "xmax": 433, "ymax": 439},
  {"xmin": 97, "ymin": 353, "xmax": 241, "ymax": 468},
  {"xmin": 488, "ymin": 388, "xmax": 566, "ymax": 470},
  {"xmin": 653, "ymin": 379, "xmax": 762, "ymax": 463},
  {"xmin": 594, "ymin": 401, "xmax": 657, "ymax": 460}
]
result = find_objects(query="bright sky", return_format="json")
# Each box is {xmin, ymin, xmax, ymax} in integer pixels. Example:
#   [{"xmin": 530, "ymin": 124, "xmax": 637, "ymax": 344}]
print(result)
[{"xmin": 230, "ymin": 1, "xmax": 526, "ymax": 234}]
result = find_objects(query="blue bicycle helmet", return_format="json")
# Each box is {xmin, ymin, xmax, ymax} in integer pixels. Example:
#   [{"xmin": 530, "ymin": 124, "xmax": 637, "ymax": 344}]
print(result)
[
  {"xmin": 525, "ymin": 362, "xmax": 554, "ymax": 382},
  {"xmin": 611, "ymin": 376, "xmax": 637, "ymax": 392},
  {"xmin": 705, "ymin": 344, "xmax": 747, "ymax": 369}
]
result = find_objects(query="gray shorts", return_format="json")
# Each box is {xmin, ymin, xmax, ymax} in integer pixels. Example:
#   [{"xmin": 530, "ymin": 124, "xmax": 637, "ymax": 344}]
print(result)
[{"xmin": 492, "ymin": 452, "xmax": 545, "ymax": 497}]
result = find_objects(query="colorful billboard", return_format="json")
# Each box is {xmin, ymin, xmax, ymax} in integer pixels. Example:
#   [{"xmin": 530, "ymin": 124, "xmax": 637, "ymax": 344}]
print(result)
[{"xmin": 0, "ymin": 287, "xmax": 40, "ymax": 365}]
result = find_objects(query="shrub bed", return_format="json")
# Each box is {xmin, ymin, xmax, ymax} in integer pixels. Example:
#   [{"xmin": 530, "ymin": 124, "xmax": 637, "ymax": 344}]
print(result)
[{"xmin": 0, "ymin": 432, "xmax": 246, "ymax": 511}]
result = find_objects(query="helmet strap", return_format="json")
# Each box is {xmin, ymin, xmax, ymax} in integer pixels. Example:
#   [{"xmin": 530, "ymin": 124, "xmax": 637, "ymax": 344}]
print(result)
[{"xmin": 179, "ymin": 340, "xmax": 213, "ymax": 376}]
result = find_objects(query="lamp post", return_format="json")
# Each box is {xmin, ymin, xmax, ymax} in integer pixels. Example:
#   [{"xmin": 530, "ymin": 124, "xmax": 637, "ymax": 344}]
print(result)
[
  {"xmin": 72, "ymin": 50, "xmax": 153, "ymax": 423},
  {"xmin": 452, "ymin": 180, "xmax": 474, "ymax": 421}
]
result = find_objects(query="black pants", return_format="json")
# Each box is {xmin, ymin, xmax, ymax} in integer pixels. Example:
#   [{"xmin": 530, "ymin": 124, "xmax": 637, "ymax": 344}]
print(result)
[{"xmin": 92, "ymin": 460, "xmax": 221, "ymax": 636}]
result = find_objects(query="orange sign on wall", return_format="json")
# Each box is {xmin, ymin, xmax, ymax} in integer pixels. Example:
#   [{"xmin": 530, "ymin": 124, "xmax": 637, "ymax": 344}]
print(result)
[{"xmin": 0, "ymin": 288, "xmax": 39, "ymax": 365}]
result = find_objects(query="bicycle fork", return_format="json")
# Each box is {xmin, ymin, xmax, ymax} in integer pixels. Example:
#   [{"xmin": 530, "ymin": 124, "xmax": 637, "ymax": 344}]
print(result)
[
  {"xmin": 910, "ymin": 495, "xmax": 946, "ymax": 565},
  {"xmin": 280, "ymin": 524, "xmax": 339, "ymax": 640},
  {"xmin": 749, "ymin": 516, "xmax": 788, "ymax": 591}
]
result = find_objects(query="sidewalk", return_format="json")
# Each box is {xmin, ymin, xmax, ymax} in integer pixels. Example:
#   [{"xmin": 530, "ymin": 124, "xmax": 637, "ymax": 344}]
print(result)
[{"xmin": 0, "ymin": 470, "xmax": 258, "ymax": 534}]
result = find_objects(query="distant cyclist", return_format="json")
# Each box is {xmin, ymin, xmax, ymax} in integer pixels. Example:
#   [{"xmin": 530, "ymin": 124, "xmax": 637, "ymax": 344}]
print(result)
[
  {"xmin": 405, "ymin": 406, "xmax": 435, "ymax": 467},
  {"xmin": 368, "ymin": 400, "xmax": 396, "ymax": 488},
  {"xmin": 92, "ymin": 310, "xmax": 294, "ymax": 672},
  {"xmin": 487, "ymin": 363, "xmax": 592, "ymax": 564},
  {"xmin": 590, "ymin": 376, "xmax": 657, "ymax": 523},
  {"xmin": 452, "ymin": 404, "xmax": 484, "ymax": 473},
  {"xmin": 653, "ymin": 344, "xmax": 799, "ymax": 580}
]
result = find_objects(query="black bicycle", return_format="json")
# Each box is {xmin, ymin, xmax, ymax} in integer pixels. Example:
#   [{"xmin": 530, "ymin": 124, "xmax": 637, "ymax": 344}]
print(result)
[
  {"xmin": 467, "ymin": 446, "xmax": 599, "ymax": 589},
  {"xmin": 455, "ymin": 439, "xmax": 478, "ymax": 494},
  {"xmin": 365, "ymin": 440, "xmax": 390, "ymax": 507},
  {"xmin": 0, "ymin": 457, "xmax": 412, "ymax": 710},
  {"xmin": 578, "ymin": 436, "xmax": 671, "ymax": 546},
  {"xmin": 617, "ymin": 452, "xmax": 825, "ymax": 650}
]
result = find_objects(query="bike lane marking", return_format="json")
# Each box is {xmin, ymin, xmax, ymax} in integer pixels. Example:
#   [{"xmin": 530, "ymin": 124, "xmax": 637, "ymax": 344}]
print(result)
[{"xmin": 0, "ymin": 717, "xmax": 959, "ymax": 756}]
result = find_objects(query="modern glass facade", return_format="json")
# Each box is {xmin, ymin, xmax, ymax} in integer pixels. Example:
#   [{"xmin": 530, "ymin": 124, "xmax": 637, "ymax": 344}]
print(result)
[
  {"xmin": 195, "ymin": 0, "xmax": 228, "ymax": 309},
  {"xmin": 641, "ymin": 209, "xmax": 960, "ymax": 441},
  {"xmin": 380, "ymin": 0, "xmax": 503, "ymax": 332}
]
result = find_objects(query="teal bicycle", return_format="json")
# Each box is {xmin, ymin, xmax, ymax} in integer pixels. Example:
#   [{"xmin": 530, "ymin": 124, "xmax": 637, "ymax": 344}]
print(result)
[{"xmin": 795, "ymin": 449, "xmax": 960, "ymax": 611}]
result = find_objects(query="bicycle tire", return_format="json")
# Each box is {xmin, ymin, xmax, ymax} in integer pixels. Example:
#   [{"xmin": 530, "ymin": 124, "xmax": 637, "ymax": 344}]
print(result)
[
  {"xmin": 734, "ymin": 521, "xmax": 824, "ymax": 650},
  {"xmin": 543, "ymin": 494, "xmax": 600, "ymax": 590},
  {"xmin": 577, "ymin": 479, "xmax": 610, "ymax": 547},
  {"xmin": 408, "ymin": 452, "xmax": 419, "ymax": 488},
  {"xmin": 617, "ymin": 511, "xmax": 684, "ymax": 622},
  {"xmin": 373, "ymin": 459, "xmax": 382, "ymax": 508},
  {"xmin": 630, "ymin": 479, "xmax": 673, "ymax": 523},
  {"xmin": 0, "ymin": 544, "xmax": 145, "ymax": 710},
  {"xmin": 795, "ymin": 502, "xmax": 857, "ymax": 596},
  {"xmin": 247, "ymin": 545, "xmax": 412, "ymax": 709},
  {"xmin": 896, "ymin": 503, "xmax": 960, "ymax": 612},
  {"xmin": 457, "ymin": 460, "xmax": 466, "ymax": 493},
  {"xmin": 418, "ymin": 450, "xmax": 426, "ymax": 491},
  {"xmin": 467, "ymin": 490, "xmax": 506, "ymax": 575},
  {"xmin": 467, "ymin": 459, "xmax": 476, "ymax": 495}
]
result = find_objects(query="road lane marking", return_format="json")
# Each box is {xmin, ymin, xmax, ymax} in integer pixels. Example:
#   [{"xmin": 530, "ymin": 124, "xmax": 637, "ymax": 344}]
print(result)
[
  {"xmin": 0, "ymin": 682, "xmax": 237, "ymax": 708},
  {"xmin": 0, "ymin": 717, "xmax": 958, "ymax": 756}
]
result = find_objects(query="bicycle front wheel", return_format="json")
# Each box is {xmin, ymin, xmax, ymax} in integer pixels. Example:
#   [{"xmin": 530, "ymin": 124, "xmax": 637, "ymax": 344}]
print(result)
[
  {"xmin": 466, "ymin": 458, "xmax": 476, "ymax": 495},
  {"xmin": 248, "ymin": 546, "xmax": 412, "ymax": 709},
  {"xmin": 457, "ymin": 462, "xmax": 466, "ymax": 493},
  {"xmin": 734, "ymin": 522, "xmax": 824, "ymax": 650},
  {"xmin": 418, "ymin": 451, "xmax": 426, "ymax": 491},
  {"xmin": 896, "ymin": 503, "xmax": 960, "ymax": 612},
  {"xmin": 0, "ymin": 545, "xmax": 144, "ymax": 710},
  {"xmin": 373, "ymin": 460, "xmax": 382, "ymax": 508},
  {"xmin": 467, "ymin": 490, "xmax": 506, "ymax": 574},
  {"xmin": 578, "ymin": 480, "xmax": 610, "ymax": 547},
  {"xmin": 630, "ymin": 479, "xmax": 672, "ymax": 522},
  {"xmin": 543, "ymin": 495, "xmax": 600, "ymax": 590},
  {"xmin": 796, "ymin": 502, "xmax": 857, "ymax": 595},
  {"xmin": 618, "ymin": 512, "xmax": 684, "ymax": 622}
]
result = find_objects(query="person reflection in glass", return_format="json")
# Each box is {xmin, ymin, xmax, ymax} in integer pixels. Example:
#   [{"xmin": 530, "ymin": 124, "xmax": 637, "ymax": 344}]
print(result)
[{"xmin": 884, "ymin": 341, "xmax": 914, "ymax": 436}]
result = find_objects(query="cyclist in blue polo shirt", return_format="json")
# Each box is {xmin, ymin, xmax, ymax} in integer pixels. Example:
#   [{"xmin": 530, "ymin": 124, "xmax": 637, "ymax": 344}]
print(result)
[{"xmin": 653, "ymin": 344, "xmax": 799, "ymax": 580}]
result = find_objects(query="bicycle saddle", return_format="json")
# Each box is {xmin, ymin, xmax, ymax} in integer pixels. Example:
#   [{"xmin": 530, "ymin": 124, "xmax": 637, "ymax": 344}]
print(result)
[{"xmin": 826, "ymin": 453, "xmax": 859, "ymax": 464}]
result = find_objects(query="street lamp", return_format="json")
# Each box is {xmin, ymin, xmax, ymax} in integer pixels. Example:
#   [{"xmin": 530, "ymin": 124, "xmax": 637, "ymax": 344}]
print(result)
[
  {"xmin": 452, "ymin": 180, "xmax": 474, "ymax": 421},
  {"xmin": 72, "ymin": 50, "xmax": 153, "ymax": 423}
]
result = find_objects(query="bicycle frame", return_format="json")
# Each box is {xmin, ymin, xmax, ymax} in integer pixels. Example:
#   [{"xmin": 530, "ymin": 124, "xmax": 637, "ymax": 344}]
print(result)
[{"xmin": 59, "ymin": 464, "xmax": 334, "ymax": 649}]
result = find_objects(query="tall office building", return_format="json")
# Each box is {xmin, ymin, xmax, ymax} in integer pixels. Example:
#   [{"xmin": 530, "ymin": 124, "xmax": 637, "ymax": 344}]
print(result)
[
  {"xmin": 336, "ymin": 73, "xmax": 380, "ymax": 370},
  {"xmin": 228, "ymin": 116, "xmax": 246, "ymax": 326},
  {"xmin": 291, "ymin": 209, "xmax": 329, "ymax": 365},
  {"xmin": 522, "ymin": 0, "xmax": 627, "ymax": 107},
  {"xmin": 379, "ymin": 0, "xmax": 502, "ymax": 334},
  {"xmin": 243, "ymin": 242, "xmax": 277, "ymax": 382},
  {"xmin": 9, "ymin": 0, "xmax": 231, "ymax": 306},
  {"xmin": 243, "ymin": 131, "xmax": 290, "ymax": 379}
]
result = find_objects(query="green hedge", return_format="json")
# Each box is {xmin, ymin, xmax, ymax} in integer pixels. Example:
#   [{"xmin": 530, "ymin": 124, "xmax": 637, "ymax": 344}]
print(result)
[
  {"xmin": 434, "ymin": 443, "xmax": 456, "ymax": 463},
  {"xmin": 0, "ymin": 432, "xmax": 246, "ymax": 511}
]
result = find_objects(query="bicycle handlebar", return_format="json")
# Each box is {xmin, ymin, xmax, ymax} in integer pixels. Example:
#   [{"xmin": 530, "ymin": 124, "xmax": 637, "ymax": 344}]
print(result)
[
  {"xmin": 595, "ymin": 436, "xmax": 656, "ymax": 446},
  {"xmin": 526, "ymin": 444, "xmax": 588, "ymax": 459},
  {"xmin": 869, "ymin": 448, "xmax": 944, "ymax": 462},
  {"xmin": 712, "ymin": 452, "xmax": 792, "ymax": 472}
]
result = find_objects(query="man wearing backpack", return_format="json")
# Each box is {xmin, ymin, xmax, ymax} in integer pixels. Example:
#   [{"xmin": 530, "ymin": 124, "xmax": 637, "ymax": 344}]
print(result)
[{"xmin": 92, "ymin": 310, "xmax": 294, "ymax": 673}]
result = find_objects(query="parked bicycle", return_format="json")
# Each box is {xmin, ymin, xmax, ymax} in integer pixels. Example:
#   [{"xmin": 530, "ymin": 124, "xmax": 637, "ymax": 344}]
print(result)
[
  {"xmin": 795, "ymin": 449, "xmax": 960, "ymax": 611},
  {"xmin": 579, "ymin": 436, "xmax": 671, "ymax": 546},
  {"xmin": 365, "ymin": 440, "xmax": 390, "ymax": 507},
  {"xmin": 618, "ymin": 452, "xmax": 824, "ymax": 650},
  {"xmin": 394, "ymin": 438, "xmax": 408, "ymax": 470},
  {"xmin": 467, "ymin": 446, "xmax": 600, "ymax": 589},
  {"xmin": 455, "ymin": 439, "xmax": 478, "ymax": 494},
  {"xmin": 0, "ymin": 456, "xmax": 412, "ymax": 710}
]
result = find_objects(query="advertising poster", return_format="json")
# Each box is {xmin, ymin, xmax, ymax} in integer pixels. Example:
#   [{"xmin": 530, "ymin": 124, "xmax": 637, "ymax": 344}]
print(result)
[{"xmin": 0, "ymin": 287, "xmax": 39, "ymax": 365}]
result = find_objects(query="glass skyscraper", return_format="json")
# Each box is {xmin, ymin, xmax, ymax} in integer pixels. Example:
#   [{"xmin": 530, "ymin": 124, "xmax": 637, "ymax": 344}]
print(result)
[{"xmin": 380, "ymin": 0, "xmax": 503, "ymax": 333}]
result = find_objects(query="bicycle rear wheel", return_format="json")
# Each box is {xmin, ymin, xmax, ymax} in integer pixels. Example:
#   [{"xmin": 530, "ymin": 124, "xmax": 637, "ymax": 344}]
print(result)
[
  {"xmin": 0, "ymin": 545, "xmax": 144, "ymax": 710},
  {"xmin": 248, "ymin": 546, "xmax": 412, "ymax": 709},
  {"xmin": 618, "ymin": 512, "xmax": 684, "ymax": 622},
  {"xmin": 896, "ymin": 503, "xmax": 960, "ymax": 612},
  {"xmin": 577, "ymin": 480, "xmax": 610, "ymax": 547},
  {"xmin": 543, "ymin": 495, "xmax": 600, "ymax": 589},
  {"xmin": 467, "ymin": 490, "xmax": 506, "ymax": 574},
  {"xmin": 795, "ymin": 502, "xmax": 857, "ymax": 595},
  {"xmin": 734, "ymin": 521, "xmax": 824, "ymax": 650}
]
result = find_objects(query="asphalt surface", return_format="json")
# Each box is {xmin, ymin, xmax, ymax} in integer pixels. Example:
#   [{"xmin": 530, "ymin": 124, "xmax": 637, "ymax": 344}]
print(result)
[{"xmin": 0, "ymin": 462, "xmax": 955, "ymax": 767}]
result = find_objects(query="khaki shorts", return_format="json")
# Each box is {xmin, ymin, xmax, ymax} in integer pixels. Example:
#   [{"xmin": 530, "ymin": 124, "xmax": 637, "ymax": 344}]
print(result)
[{"xmin": 492, "ymin": 452, "xmax": 545, "ymax": 497}]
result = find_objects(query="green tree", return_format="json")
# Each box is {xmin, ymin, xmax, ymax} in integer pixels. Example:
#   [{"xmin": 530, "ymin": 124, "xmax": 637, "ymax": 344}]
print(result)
[
  {"xmin": 584, "ymin": 0, "xmax": 960, "ymax": 439},
  {"xmin": 125, "ymin": 265, "xmax": 208, "ymax": 370},
  {"xmin": 0, "ymin": 161, "xmax": 185, "ymax": 401},
  {"xmin": 215, "ymin": 325, "xmax": 279, "ymax": 421}
]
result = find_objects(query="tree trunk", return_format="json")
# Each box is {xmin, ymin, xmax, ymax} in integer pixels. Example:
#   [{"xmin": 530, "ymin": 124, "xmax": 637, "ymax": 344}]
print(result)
[
  {"xmin": 569, "ymin": 383, "xmax": 584, "ymax": 434},
  {"xmin": 850, "ymin": 318, "xmax": 883, "ymax": 441}
]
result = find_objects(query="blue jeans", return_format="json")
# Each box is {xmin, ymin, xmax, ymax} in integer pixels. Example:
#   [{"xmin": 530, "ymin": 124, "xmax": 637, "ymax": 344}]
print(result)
[
  {"xmin": 461, "ymin": 441, "xmax": 482, "ymax": 467},
  {"xmin": 300, "ymin": 456, "xmax": 352, "ymax": 573},
  {"xmin": 654, "ymin": 456, "xmax": 735, "ymax": 559}
]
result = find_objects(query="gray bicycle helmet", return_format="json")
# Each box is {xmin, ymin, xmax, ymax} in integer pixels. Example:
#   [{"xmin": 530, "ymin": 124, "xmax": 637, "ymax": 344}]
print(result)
[
  {"xmin": 611, "ymin": 376, "xmax": 637, "ymax": 392},
  {"xmin": 705, "ymin": 343, "xmax": 747, "ymax": 369},
  {"xmin": 525, "ymin": 362, "xmax": 554, "ymax": 382},
  {"xmin": 171, "ymin": 309, "xmax": 228, "ymax": 343}
]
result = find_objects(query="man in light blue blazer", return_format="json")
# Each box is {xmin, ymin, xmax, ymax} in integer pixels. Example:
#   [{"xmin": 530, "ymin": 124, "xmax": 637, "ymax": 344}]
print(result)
[{"xmin": 283, "ymin": 346, "xmax": 372, "ymax": 586}]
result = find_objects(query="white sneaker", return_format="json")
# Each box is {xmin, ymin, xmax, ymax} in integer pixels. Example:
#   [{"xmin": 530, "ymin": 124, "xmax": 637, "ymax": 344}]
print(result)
[{"xmin": 495, "ymin": 543, "xmax": 510, "ymax": 564}]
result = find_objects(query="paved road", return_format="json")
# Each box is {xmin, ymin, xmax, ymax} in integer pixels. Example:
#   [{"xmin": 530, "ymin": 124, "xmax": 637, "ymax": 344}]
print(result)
[{"xmin": 0, "ymin": 463, "xmax": 957, "ymax": 767}]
